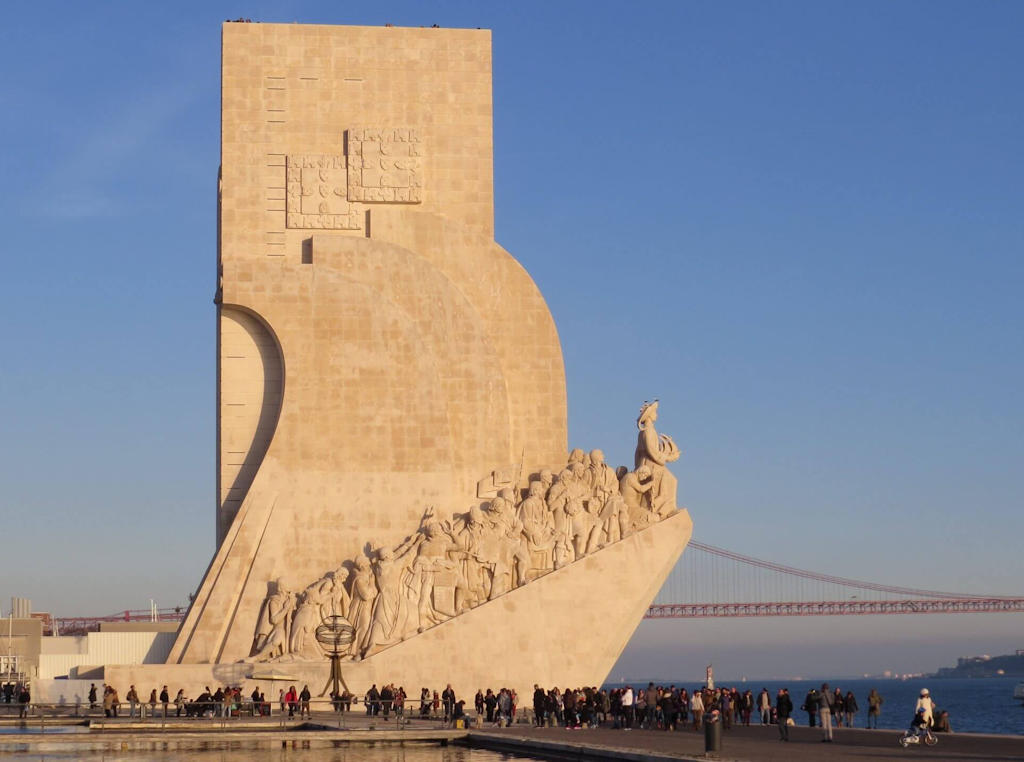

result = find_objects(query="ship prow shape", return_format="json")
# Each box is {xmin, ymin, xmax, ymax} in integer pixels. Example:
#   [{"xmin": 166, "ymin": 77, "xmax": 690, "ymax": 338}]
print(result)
[{"xmin": 345, "ymin": 509, "xmax": 693, "ymax": 694}]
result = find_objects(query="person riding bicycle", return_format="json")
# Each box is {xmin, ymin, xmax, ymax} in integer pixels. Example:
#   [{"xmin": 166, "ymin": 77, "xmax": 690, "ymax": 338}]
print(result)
[{"xmin": 908, "ymin": 707, "xmax": 930, "ymax": 740}]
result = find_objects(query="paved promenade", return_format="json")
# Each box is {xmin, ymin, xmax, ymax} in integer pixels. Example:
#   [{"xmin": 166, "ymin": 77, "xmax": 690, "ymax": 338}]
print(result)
[
  {"xmin": 474, "ymin": 723, "xmax": 1024, "ymax": 761},
  {"xmin": 2, "ymin": 711, "xmax": 1024, "ymax": 760}
]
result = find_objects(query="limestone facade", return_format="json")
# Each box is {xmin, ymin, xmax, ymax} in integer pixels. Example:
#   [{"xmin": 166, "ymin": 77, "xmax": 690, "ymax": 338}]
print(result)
[{"xmin": 120, "ymin": 22, "xmax": 694, "ymax": 700}]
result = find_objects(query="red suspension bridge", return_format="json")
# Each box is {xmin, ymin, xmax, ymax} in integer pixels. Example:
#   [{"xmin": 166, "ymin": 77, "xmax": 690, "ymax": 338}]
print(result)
[
  {"xmin": 47, "ymin": 540, "xmax": 1024, "ymax": 633},
  {"xmin": 647, "ymin": 540, "xmax": 1024, "ymax": 618}
]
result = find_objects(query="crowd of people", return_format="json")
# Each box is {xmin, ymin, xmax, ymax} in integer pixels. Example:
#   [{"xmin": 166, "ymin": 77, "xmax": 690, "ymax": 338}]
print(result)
[
  {"xmin": 82, "ymin": 682, "xmax": 283, "ymax": 719},
  {"xmin": 8, "ymin": 676, "xmax": 954, "ymax": 742},
  {"xmin": 1, "ymin": 682, "xmax": 31, "ymax": 717}
]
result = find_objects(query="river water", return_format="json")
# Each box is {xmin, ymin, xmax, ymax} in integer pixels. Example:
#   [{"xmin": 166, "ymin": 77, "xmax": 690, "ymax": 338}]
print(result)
[
  {"xmin": 613, "ymin": 676, "xmax": 1024, "ymax": 735},
  {"xmin": 0, "ymin": 741, "xmax": 538, "ymax": 762}
]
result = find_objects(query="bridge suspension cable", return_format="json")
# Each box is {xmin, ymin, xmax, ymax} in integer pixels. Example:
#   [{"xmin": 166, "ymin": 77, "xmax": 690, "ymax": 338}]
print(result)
[{"xmin": 646, "ymin": 539, "xmax": 1022, "ymax": 618}]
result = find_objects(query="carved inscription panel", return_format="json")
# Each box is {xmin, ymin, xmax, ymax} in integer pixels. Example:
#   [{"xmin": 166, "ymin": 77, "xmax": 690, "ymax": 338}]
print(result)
[
  {"xmin": 347, "ymin": 128, "xmax": 423, "ymax": 203},
  {"xmin": 286, "ymin": 155, "xmax": 362, "ymax": 230}
]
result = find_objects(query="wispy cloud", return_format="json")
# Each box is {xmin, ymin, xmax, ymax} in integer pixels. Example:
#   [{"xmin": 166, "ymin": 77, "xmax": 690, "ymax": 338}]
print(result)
[{"xmin": 25, "ymin": 80, "xmax": 202, "ymax": 220}]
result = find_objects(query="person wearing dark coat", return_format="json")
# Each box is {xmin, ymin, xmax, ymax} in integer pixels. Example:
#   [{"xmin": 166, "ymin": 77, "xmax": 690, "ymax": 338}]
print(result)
[
  {"xmin": 802, "ymin": 688, "xmax": 818, "ymax": 727},
  {"xmin": 775, "ymin": 688, "xmax": 793, "ymax": 741},
  {"xmin": 533, "ymin": 685, "xmax": 546, "ymax": 726},
  {"xmin": 844, "ymin": 691, "xmax": 858, "ymax": 727}
]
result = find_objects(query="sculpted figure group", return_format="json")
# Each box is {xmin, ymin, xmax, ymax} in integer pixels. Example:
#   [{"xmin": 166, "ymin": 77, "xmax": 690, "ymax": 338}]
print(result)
[{"xmin": 249, "ymin": 401, "xmax": 681, "ymax": 663}]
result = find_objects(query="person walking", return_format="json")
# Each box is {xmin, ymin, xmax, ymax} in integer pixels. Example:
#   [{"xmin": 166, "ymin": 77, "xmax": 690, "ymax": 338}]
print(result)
[
  {"xmin": 818, "ymin": 683, "xmax": 834, "ymax": 743},
  {"xmin": 159, "ymin": 685, "xmax": 169, "ymax": 717},
  {"xmin": 866, "ymin": 688, "xmax": 883, "ymax": 729},
  {"xmin": 88, "ymin": 683, "xmax": 98, "ymax": 710},
  {"xmin": 299, "ymin": 685, "xmax": 312, "ymax": 719},
  {"xmin": 775, "ymin": 688, "xmax": 793, "ymax": 741}
]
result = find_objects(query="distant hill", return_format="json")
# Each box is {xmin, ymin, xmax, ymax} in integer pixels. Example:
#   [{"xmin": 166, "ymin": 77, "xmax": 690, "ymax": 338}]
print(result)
[{"xmin": 932, "ymin": 652, "xmax": 1024, "ymax": 678}]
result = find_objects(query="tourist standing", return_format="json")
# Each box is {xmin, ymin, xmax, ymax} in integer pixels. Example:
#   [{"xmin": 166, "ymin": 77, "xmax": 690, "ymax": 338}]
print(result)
[
  {"xmin": 532, "ymin": 685, "xmax": 545, "ymax": 726},
  {"xmin": 866, "ymin": 689, "xmax": 883, "ymax": 728},
  {"xmin": 17, "ymin": 684, "xmax": 30, "ymax": 718},
  {"xmin": 174, "ymin": 689, "xmax": 186, "ymax": 717},
  {"xmin": 758, "ymin": 688, "xmax": 771, "ymax": 725},
  {"xmin": 159, "ymin": 685, "xmax": 169, "ymax": 717},
  {"xmin": 126, "ymin": 685, "xmax": 140, "ymax": 718},
  {"xmin": 299, "ymin": 685, "xmax": 312, "ymax": 718},
  {"xmin": 741, "ymin": 689, "xmax": 753, "ymax": 726},
  {"xmin": 621, "ymin": 685, "xmax": 634, "ymax": 729},
  {"xmin": 691, "ymin": 689, "xmax": 704, "ymax": 731},
  {"xmin": 442, "ymin": 684, "xmax": 456, "ymax": 725},
  {"xmin": 802, "ymin": 687, "xmax": 818, "ymax": 727},
  {"xmin": 396, "ymin": 686, "xmax": 406, "ymax": 720},
  {"xmin": 818, "ymin": 682, "xmax": 834, "ymax": 742},
  {"xmin": 88, "ymin": 683, "xmax": 98, "ymax": 710},
  {"xmin": 775, "ymin": 688, "xmax": 793, "ymax": 741},
  {"xmin": 844, "ymin": 690, "xmax": 858, "ymax": 727}
]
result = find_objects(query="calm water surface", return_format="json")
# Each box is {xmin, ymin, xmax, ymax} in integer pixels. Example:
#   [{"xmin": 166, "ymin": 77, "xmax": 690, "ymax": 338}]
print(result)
[{"xmin": 0, "ymin": 741, "xmax": 537, "ymax": 762}]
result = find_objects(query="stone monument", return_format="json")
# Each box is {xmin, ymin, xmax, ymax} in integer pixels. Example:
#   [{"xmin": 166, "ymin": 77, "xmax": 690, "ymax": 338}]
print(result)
[{"xmin": 104, "ymin": 22, "xmax": 692, "ymax": 699}]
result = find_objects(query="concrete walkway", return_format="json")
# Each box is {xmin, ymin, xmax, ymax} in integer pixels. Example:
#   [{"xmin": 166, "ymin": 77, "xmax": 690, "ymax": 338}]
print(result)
[
  {"xmin": 472, "ymin": 723, "xmax": 1024, "ymax": 761},
  {"xmin": 3, "ymin": 711, "xmax": 1024, "ymax": 760}
]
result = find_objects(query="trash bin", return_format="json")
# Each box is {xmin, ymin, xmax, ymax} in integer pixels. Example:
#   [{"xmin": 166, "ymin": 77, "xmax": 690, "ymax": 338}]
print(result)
[{"xmin": 704, "ymin": 709, "xmax": 722, "ymax": 753}]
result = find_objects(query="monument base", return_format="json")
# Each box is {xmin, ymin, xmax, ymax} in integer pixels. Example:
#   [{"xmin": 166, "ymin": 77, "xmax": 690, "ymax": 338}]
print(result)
[{"xmin": 104, "ymin": 510, "xmax": 692, "ymax": 700}]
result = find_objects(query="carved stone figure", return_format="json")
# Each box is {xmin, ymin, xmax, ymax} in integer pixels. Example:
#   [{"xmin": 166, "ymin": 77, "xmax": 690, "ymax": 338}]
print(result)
[
  {"xmin": 411, "ymin": 521, "xmax": 469, "ymax": 631},
  {"xmin": 247, "ymin": 402, "xmax": 685, "ymax": 663},
  {"xmin": 564, "ymin": 462, "xmax": 594, "ymax": 560},
  {"xmin": 289, "ymin": 586, "xmax": 323, "ymax": 658},
  {"xmin": 455, "ymin": 505, "xmax": 493, "ymax": 606},
  {"xmin": 537, "ymin": 469, "xmax": 554, "ymax": 493},
  {"xmin": 619, "ymin": 464, "xmax": 655, "ymax": 533},
  {"xmin": 587, "ymin": 449, "xmax": 620, "ymax": 551},
  {"xmin": 250, "ymin": 579, "xmax": 294, "ymax": 661},
  {"xmin": 486, "ymin": 496, "xmax": 531, "ymax": 597},
  {"xmin": 361, "ymin": 544, "xmax": 416, "ymax": 657},
  {"xmin": 319, "ymin": 567, "xmax": 350, "ymax": 621},
  {"xmin": 346, "ymin": 557, "xmax": 376, "ymax": 658},
  {"xmin": 518, "ymin": 480, "xmax": 557, "ymax": 575},
  {"xmin": 635, "ymin": 400, "xmax": 681, "ymax": 517}
]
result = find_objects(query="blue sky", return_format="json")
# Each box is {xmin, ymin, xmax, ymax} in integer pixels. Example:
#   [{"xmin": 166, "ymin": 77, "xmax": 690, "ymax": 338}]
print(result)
[{"xmin": 1, "ymin": 1, "xmax": 1021, "ymax": 677}]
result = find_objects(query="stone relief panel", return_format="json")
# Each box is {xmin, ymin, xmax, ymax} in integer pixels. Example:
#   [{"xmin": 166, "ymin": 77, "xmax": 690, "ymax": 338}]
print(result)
[
  {"xmin": 247, "ymin": 401, "xmax": 684, "ymax": 664},
  {"xmin": 346, "ymin": 128, "xmax": 423, "ymax": 203},
  {"xmin": 286, "ymin": 154, "xmax": 363, "ymax": 230}
]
